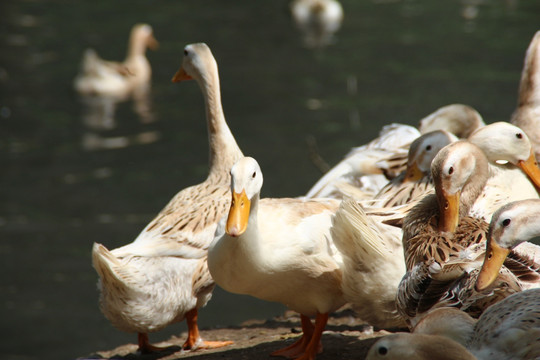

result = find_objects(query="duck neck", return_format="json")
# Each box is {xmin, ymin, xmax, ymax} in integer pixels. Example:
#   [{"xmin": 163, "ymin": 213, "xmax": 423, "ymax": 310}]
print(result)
[
  {"xmin": 459, "ymin": 152, "xmax": 489, "ymax": 217},
  {"xmin": 517, "ymin": 32, "xmax": 540, "ymax": 107},
  {"xmin": 235, "ymin": 196, "xmax": 264, "ymax": 263},
  {"xmin": 197, "ymin": 66, "xmax": 242, "ymax": 175},
  {"xmin": 126, "ymin": 38, "xmax": 145, "ymax": 63}
]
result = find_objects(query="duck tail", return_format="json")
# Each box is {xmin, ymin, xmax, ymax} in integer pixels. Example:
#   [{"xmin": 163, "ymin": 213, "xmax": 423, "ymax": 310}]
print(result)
[
  {"xmin": 331, "ymin": 197, "xmax": 388, "ymax": 264},
  {"xmin": 92, "ymin": 242, "xmax": 135, "ymax": 291}
]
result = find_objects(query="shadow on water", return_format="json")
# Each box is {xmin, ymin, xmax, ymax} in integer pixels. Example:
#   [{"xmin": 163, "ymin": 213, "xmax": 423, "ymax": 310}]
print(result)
[{"xmin": 1, "ymin": 0, "xmax": 540, "ymax": 359}]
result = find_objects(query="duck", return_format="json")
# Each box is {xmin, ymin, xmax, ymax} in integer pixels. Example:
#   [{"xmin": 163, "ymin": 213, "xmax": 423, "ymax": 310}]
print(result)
[
  {"xmin": 396, "ymin": 141, "xmax": 531, "ymax": 325},
  {"xmin": 368, "ymin": 289, "xmax": 540, "ymax": 360},
  {"xmin": 475, "ymin": 199, "xmax": 540, "ymax": 292},
  {"xmin": 418, "ymin": 103, "xmax": 485, "ymax": 138},
  {"xmin": 330, "ymin": 198, "xmax": 408, "ymax": 329},
  {"xmin": 467, "ymin": 122, "xmax": 540, "ymax": 221},
  {"xmin": 305, "ymin": 123, "xmax": 420, "ymax": 200},
  {"xmin": 366, "ymin": 333, "xmax": 476, "ymax": 360},
  {"xmin": 290, "ymin": 0, "xmax": 344, "ymax": 48},
  {"xmin": 305, "ymin": 104, "xmax": 485, "ymax": 201},
  {"xmin": 91, "ymin": 43, "xmax": 241, "ymax": 353},
  {"xmin": 370, "ymin": 130, "xmax": 458, "ymax": 208},
  {"xmin": 74, "ymin": 23, "xmax": 158, "ymax": 98},
  {"xmin": 511, "ymin": 31, "xmax": 540, "ymax": 161},
  {"xmin": 208, "ymin": 156, "xmax": 348, "ymax": 360}
]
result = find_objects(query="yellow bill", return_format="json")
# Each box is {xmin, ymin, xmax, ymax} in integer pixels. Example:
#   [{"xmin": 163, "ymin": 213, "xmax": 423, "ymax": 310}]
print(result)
[
  {"xmin": 147, "ymin": 34, "xmax": 159, "ymax": 50},
  {"xmin": 475, "ymin": 240, "xmax": 510, "ymax": 292},
  {"xmin": 438, "ymin": 190, "xmax": 460, "ymax": 233},
  {"xmin": 518, "ymin": 150, "xmax": 540, "ymax": 189},
  {"xmin": 404, "ymin": 162, "xmax": 424, "ymax": 183},
  {"xmin": 226, "ymin": 190, "xmax": 250, "ymax": 237}
]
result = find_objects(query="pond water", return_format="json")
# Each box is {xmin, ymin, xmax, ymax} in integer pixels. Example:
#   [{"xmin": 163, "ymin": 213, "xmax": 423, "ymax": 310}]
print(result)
[{"xmin": 2, "ymin": 1, "xmax": 539, "ymax": 359}]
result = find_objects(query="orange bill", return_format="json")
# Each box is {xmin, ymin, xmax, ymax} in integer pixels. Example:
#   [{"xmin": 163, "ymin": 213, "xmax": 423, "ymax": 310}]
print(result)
[
  {"xmin": 171, "ymin": 67, "xmax": 192, "ymax": 83},
  {"xmin": 437, "ymin": 190, "xmax": 460, "ymax": 233},
  {"xmin": 404, "ymin": 162, "xmax": 424, "ymax": 183},
  {"xmin": 226, "ymin": 190, "xmax": 250, "ymax": 237},
  {"xmin": 147, "ymin": 34, "xmax": 159, "ymax": 50},
  {"xmin": 475, "ymin": 239, "xmax": 510, "ymax": 292},
  {"xmin": 518, "ymin": 150, "xmax": 540, "ymax": 189}
]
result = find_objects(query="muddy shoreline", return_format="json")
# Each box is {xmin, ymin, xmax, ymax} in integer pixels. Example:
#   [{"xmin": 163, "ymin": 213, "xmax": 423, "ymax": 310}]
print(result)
[{"xmin": 81, "ymin": 309, "xmax": 394, "ymax": 360}]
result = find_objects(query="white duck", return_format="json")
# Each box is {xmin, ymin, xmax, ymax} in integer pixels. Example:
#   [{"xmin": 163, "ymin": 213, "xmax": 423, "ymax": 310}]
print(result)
[
  {"xmin": 74, "ymin": 23, "xmax": 158, "ymax": 98},
  {"xmin": 305, "ymin": 123, "xmax": 420, "ymax": 199},
  {"xmin": 418, "ymin": 103, "xmax": 485, "ymax": 138},
  {"xmin": 368, "ymin": 289, "xmax": 540, "ymax": 360},
  {"xmin": 467, "ymin": 122, "xmax": 540, "ymax": 221},
  {"xmin": 92, "ymin": 43, "xmax": 241, "ymax": 353},
  {"xmin": 371, "ymin": 130, "xmax": 458, "ymax": 208},
  {"xmin": 208, "ymin": 156, "xmax": 347, "ymax": 360},
  {"xmin": 290, "ymin": 0, "xmax": 344, "ymax": 48},
  {"xmin": 475, "ymin": 199, "xmax": 540, "ymax": 292},
  {"xmin": 330, "ymin": 198, "xmax": 408, "ymax": 329},
  {"xmin": 511, "ymin": 31, "xmax": 540, "ymax": 161},
  {"xmin": 306, "ymin": 104, "xmax": 485, "ymax": 201}
]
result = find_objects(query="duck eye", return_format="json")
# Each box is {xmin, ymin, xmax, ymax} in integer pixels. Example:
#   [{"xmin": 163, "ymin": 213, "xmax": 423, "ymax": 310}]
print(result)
[
  {"xmin": 378, "ymin": 346, "xmax": 388, "ymax": 355},
  {"xmin": 448, "ymin": 166, "xmax": 454, "ymax": 175},
  {"xmin": 184, "ymin": 49, "xmax": 189, "ymax": 56},
  {"xmin": 426, "ymin": 145, "xmax": 432, "ymax": 151},
  {"xmin": 516, "ymin": 133, "xmax": 523, "ymax": 139},
  {"xmin": 252, "ymin": 172, "xmax": 256, "ymax": 178},
  {"xmin": 502, "ymin": 218, "xmax": 511, "ymax": 227}
]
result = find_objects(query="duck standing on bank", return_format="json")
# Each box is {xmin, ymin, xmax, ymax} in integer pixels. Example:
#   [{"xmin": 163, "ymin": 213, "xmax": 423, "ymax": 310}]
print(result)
[
  {"xmin": 92, "ymin": 43, "xmax": 241, "ymax": 353},
  {"xmin": 209, "ymin": 156, "xmax": 349, "ymax": 360}
]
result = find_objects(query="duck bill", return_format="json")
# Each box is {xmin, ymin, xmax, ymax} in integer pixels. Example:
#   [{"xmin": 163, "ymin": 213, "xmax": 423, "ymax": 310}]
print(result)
[
  {"xmin": 171, "ymin": 67, "xmax": 192, "ymax": 83},
  {"xmin": 475, "ymin": 240, "xmax": 510, "ymax": 292},
  {"xmin": 438, "ymin": 190, "xmax": 460, "ymax": 233},
  {"xmin": 147, "ymin": 34, "xmax": 159, "ymax": 50},
  {"xmin": 518, "ymin": 151, "xmax": 540, "ymax": 189},
  {"xmin": 226, "ymin": 190, "xmax": 250, "ymax": 237},
  {"xmin": 403, "ymin": 162, "xmax": 424, "ymax": 183}
]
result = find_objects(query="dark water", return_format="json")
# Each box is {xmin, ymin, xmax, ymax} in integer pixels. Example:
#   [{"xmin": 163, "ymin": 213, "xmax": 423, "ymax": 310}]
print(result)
[{"xmin": 1, "ymin": 1, "xmax": 539, "ymax": 359}]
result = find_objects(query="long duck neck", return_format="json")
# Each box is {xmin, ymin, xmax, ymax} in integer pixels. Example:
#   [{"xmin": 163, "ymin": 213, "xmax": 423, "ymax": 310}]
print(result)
[
  {"xmin": 125, "ymin": 29, "xmax": 148, "ymax": 63},
  {"xmin": 197, "ymin": 64, "xmax": 243, "ymax": 175},
  {"xmin": 517, "ymin": 31, "xmax": 540, "ymax": 108}
]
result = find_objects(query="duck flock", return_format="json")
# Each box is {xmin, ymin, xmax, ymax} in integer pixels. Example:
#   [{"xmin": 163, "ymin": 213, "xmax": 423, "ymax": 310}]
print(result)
[{"xmin": 75, "ymin": 11, "xmax": 540, "ymax": 360}]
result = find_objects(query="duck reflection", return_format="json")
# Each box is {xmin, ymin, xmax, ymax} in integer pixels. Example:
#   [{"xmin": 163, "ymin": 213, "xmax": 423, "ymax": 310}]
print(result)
[
  {"xmin": 290, "ymin": 0, "xmax": 344, "ymax": 48},
  {"xmin": 74, "ymin": 23, "xmax": 159, "ymax": 150}
]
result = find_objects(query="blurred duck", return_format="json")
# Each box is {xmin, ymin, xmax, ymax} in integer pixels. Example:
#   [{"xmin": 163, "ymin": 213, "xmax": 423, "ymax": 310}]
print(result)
[
  {"xmin": 368, "ymin": 289, "xmax": 540, "ymax": 360},
  {"xmin": 305, "ymin": 104, "xmax": 484, "ymax": 201},
  {"xmin": 92, "ymin": 43, "xmax": 240, "ymax": 353},
  {"xmin": 290, "ymin": 0, "xmax": 344, "ymax": 48},
  {"xmin": 208, "ymin": 156, "xmax": 347, "ymax": 360},
  {"xmin": 418, "ymin": 103, "xmax": 485, "ymax": 138},
  {"xmin": 371, "ymin": 130, "xmax": 458, "ymax": 208},
  {"xmin": 396, "ymin": 141, "xmax": 538, "ymax": 325},
  {"xmin": 74, "ymin": 24, "xmax": 158, "ymax": 98},
  {"xmin": 511, "ymin": 31, "xmax": 540, "ymax": 160},
  {"xmin": 305, "ymin": 123, "xmax": 420, "ymax": 199},
  {"xmin": 475, "ymin": 199, "xmax": 540, "ymax": 292}
]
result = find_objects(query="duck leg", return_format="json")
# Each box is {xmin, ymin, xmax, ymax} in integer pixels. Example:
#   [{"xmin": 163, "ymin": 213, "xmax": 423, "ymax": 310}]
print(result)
[
  {"xmin": 182, "ymin": 308, "xmax": 234, "ymax": 350},
  {"xmin": 138, "ymin": 333, "xmax": 169, "ymax": 354},
  {"xmin": 295, "ymin": 313, "xmax": 327, "ymax": 360},
  {"xmin": 271, "ymin": 314, "xmax": 321, "ymax": 359}
]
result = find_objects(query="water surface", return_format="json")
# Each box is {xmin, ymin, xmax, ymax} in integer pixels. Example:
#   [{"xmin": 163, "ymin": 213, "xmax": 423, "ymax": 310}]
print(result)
[{"xmin": 1, "ymin": 1, "xmax": 539, "ymax": 359}]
